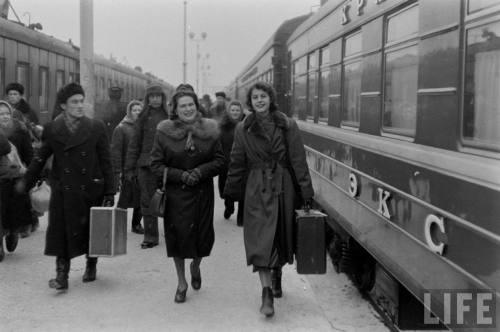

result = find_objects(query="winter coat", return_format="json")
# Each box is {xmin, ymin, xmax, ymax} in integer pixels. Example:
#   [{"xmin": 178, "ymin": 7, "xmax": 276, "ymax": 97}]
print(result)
[
  {"xmin": 24, "ymin": 115, "xmax": 115, "ymax": 259},
  {"xmin": 150, "ymin": 115, "xmax": 225, "ymax": 258},
  {"xmin": 12, "ymin": 98, "xmax": 39, "ymax": 126},
  {"xmin": 224, "ymin": 111, "xmax": 314, "ymax": 267},
  {"xmin": 217, "ymin": 114, "xmax": 243, "ymax": 198},
  {"xmin": 111, "ymin": 116, "xmax": 140, "ymax": 208},
  {"xmin": 0, "ymin": 120, "xmax": 33, "ymax": 233},
  {"xmin": 125, "ymin": 106, "xmax": 169, "ymax": 172}
]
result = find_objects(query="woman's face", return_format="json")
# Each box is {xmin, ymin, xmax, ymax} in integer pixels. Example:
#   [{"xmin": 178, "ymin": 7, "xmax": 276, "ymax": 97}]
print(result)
[
  {"xmin": 176, "ymin": 96, "xmax": 197, "ymax": 122},
  {"xmin": 250, "ymin": 88, "xmax": 270, "ymax": 114},
  {"xmin": 229, "ymin": 105, "xmax": 243, "ymax": 121},
  {"xmin": 130, "ymin": 104, "xmax": 142, "ymax": 121},
  {"xmin": 0, "ymin": 105, "xmax": 12, "ymax": 126}
]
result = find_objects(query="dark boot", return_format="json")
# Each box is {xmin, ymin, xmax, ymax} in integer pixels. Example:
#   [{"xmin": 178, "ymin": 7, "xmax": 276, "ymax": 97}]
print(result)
[
  {"xmin": 271, "ymin": 268, "xmax": 282, "ymax": 298},
  {"xmin": 5, "ymin": 232, "xmax": 19, "ymax": 252},
  {"xmin": 260, "ymin": 287, "xmax": 274, "ymax": 317},
  {"xmin": 49, "ymin": 257, "xmax": 70, "ymax": 291},
  {"xmin": 82, "ymin": 256, "xmax": 97, "ymax": 282}
]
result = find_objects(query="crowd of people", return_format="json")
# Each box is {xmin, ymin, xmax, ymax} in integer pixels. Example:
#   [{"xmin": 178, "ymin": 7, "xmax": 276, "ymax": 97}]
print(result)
[{"xmin": 0, "ymin": 80, "xmax": 313, "ymax": 318}]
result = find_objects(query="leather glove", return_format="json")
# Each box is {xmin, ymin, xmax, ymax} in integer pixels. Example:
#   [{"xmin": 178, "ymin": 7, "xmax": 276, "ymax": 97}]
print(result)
[
  {"xmin": 186, "ymin": 168, "xmax": 202, "ymax": 186},
  {"xmin": 302, "ymin": 198, "xmax": 313, "ymax": 213},
  {"xmin": 102, "ymin": 194, "xmax": 115, "ymax": 207},
  {"xmin": 181, "ymin": 171, "xmax": 190, "ymax": 185}
]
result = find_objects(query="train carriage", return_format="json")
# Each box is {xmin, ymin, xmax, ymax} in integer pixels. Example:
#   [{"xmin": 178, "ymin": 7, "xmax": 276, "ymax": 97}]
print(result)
[
  {"xmin": 229, "ymin": 0, "xmax": 500, "ymax": 330},
  {"xmin": 0, "ymin": 17, "xmax": 174, "ymax": 123}
]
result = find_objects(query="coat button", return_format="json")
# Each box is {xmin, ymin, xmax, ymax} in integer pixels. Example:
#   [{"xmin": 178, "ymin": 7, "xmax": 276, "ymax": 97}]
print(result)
[
  {"xmin": 81, "ymin": 168, "xmax": 87, "ymax": 175},
  {"xmin": 64, "ymin": 168, "xmax": 71, "ymax": 174},
  {"xmin": 80, "ymin": 185, "xmax": 86, "ymax": 191},
  {"xmin": 64, "ymin": 185, "xmax": 70, "ymax": 191},
  {"xmin": 81, "ymin": 151, "xmax": 87, "ymax": 157}
]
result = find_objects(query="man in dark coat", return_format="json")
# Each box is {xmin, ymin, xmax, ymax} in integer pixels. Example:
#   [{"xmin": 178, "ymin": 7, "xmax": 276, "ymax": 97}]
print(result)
[
  {"xmin": 125, "ymin": 83, "xmax": 169, "ymax": 248},
  {"xmin": 95, "ymin": 86, "xmax": 127, "ymax": 140},
  {"xmin": 19, "ymin": 83, "xmax": 115, "ymax": 291}
]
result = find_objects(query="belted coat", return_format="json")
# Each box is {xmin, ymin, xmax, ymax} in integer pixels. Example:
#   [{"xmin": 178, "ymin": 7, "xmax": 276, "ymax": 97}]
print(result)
[
  {"xmin": 25, "ymin": 115, "xmax": 115, "ymax": 258},
  {"xmin": 150, "ymin": 115, "xmax": 225, "ymax": 258},
  {"xmin": 224, "ymin": 111, "xmax": 314, "ymax": 267}
]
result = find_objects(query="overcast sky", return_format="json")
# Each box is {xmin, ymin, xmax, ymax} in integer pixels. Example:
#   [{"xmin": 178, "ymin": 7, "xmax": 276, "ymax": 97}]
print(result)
[{"xmin": 8, "ymin": 0, "xmax": 319, "ymax": 93}]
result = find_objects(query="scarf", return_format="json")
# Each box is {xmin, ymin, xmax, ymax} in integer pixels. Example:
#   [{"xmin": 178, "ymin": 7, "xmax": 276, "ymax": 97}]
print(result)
[{"xmin": 63, "ymin": 113, "xmax": 81, "ymax": 134}]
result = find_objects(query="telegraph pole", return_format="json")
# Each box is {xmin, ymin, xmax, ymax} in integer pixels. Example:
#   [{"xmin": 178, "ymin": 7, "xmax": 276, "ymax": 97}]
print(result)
[
  {"xmin": 183, "ymin": 1, "xmax": 187, "ymax": 83},
  {"xmin": 80, "ymin": 0, "xmax": 95, "ymax": 117}
]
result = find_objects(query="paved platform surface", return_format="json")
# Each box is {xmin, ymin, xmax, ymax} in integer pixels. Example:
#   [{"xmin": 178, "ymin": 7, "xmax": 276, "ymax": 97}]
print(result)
[{"xmin": 0, "ymin": 193, "xmax": 390, "ymax": 332}]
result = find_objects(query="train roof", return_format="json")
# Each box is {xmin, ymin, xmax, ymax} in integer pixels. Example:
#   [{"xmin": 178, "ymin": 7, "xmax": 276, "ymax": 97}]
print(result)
[
  {"xmin": 287, "ymin": 0, "xmax": 345, "ymax": 45},
  {"xmin": 234, "ymin": 14, "xmax": 310, "ymax": 81},
  {"xmin": 0, "ymin": 17, "xmax": 170, "ymax": 84}
]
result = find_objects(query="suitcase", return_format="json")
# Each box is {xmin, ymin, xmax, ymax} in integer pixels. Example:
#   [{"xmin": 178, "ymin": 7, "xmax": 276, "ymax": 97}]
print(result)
[
  {"xmin": 89, "ymin": 206, "xmax": 127, "ymax": 257},
  {"xmin": 295, "ymin": 209, "xmax": 327, "ymax": 274}
]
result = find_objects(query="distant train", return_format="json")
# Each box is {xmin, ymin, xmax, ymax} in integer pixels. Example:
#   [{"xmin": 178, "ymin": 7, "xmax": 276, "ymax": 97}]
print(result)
[
  {"xmin": 0, "ymin": 17, "xmax": 174, "ymax": 123},
  {"xmin": 227, "ymin": 0, "xmax": 500, "ymax": 330}
]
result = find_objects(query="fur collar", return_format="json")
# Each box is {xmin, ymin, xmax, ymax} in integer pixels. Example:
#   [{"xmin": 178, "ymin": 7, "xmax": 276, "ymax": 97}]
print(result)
[
  {"xmin": 157, "ymin": 115, "xmax": 219, "ymax": 141},
  {"xmin": 243, "ymin": 111, "xmax": 290, "ymax": 136}
]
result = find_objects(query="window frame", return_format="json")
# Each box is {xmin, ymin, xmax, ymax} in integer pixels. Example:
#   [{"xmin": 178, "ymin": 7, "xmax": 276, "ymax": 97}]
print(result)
[
  {"xmin": 38, "ymin": 66, "xmax": 49, "ymax": 113},
  {"xmin": 16, "ymin": 62, "xmax": 31, "ymax": 98},
  {"xmin": 341, "ymin": 30, "xmax": 363, "ymax": 130}
]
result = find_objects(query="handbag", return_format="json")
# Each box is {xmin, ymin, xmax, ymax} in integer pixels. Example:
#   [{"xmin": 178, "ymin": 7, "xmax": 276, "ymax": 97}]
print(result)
[
  {"xmin": 150, "ymin": 167, "xmax": 168, "ymax": 218},
  {"xmin": 117, "ymin": 176, "xmax": 140, "ymax": 209},
  {"xmin": 30, "ymin": 180, "xmax": 51, "ymax": 213}
]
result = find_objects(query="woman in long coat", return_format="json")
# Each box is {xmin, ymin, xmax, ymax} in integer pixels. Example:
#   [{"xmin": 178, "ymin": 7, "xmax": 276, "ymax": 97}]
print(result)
[
  {"xmin": 111, "ymin": 100, "xmax": 144, "ymax": 234},
  {"xmin": 224, "ymin": 82, "xmax": 314, "ymax": 317},
  {"xmin": 151, "ymin": 90, "xmax": 224, "ymax": 303},
  {"xmin": 218, "ymin": 100, "xmax": 245, "ymax": 225},
  {"xmin": 20, "ymin": 83, "xmax": 115, "ymax": 291},
  {"xmin": 0, "ymin": 100, "xmax": 33, "ymax": 256}
]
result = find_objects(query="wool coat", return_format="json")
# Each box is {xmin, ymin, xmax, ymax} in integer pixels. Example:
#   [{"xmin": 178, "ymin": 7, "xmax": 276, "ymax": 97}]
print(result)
[
  {"xmin": 111, "ymin": 116, "xmax": 140, "ymax": 208},
  {"xmin": 224, "ymin": 111, "xmax": 314, "ymax": 267},
  {"xmin": 24, "ymin": 115, "xmax": 115, "ymax": 259},
  {"xmin": 150, "ymin": 115, "xmax": 224, "ymax": 258}
]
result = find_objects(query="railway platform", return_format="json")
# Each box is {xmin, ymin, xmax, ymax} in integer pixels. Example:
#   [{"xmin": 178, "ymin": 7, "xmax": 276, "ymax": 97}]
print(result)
[{"xmin": 0, "ymin": 190, "xmax": 389, "ymax": 332}]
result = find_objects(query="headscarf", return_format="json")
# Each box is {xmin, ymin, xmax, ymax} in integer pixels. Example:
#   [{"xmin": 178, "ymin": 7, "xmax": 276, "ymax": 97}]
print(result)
[{"xmin": 0, "ymin": 100, "xmax": 15, "ymax": 136}]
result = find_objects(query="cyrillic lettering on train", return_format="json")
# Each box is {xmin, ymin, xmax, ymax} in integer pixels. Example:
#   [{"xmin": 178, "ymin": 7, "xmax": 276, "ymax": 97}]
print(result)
[
  {"xmin": 349, "ymin": 172, "xmax": 359, "ymax": 197},
  {"xmin": 377, "ymin": 188, "xmax": 391, "ymax": 219},
  {"xmin": 425, "ymin": 214, "xmax": 446, "ymax": 255},
  {"xmin": 342, "ymin": 4, "xmax": 350, "ymax": 25}
]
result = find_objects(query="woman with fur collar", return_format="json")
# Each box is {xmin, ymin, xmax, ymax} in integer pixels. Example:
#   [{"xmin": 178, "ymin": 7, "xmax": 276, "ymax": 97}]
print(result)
[
  {"xmin": 224, "ymin": 82, "xmax": 314, "ymax": 317},
  {"xmin": 150, "ymin": 90, "xmax": 225, "ymax": 303}
]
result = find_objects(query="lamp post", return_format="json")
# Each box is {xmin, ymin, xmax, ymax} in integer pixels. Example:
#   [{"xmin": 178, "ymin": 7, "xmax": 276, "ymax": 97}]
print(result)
[
  {"xmin": 189, "ymin": 31, "xmax": 207, "ymax": 94},
  {"xmin": 183, "ymin": 1, "xmax": 187, "ymax": 83}
]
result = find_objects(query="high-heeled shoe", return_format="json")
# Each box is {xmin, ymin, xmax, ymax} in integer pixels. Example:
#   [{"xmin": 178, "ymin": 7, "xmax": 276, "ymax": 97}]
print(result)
[
  {"xmin": 190, "ymin": 261, "xmax": 201, "ymax": 290},
  {"xmin": 174, "ymin": 287, "xmax": 187, "ymax": 303}
]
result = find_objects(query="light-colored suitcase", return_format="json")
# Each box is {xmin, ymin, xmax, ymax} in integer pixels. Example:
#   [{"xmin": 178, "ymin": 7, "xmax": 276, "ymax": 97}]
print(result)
[{"xmin": 89, "ymin": 206, "xmax": 127, "ymax": 257}]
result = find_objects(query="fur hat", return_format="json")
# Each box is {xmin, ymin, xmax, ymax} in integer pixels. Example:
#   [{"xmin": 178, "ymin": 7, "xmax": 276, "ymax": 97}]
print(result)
[
  {"xmin": 5, "ymin": 83, "xmax": 24, "ymax": 95},
  {"xmin": 56, "ymin": 83, "xmax": 85, "ymax": 105},
  {"xmin": 146, "ymin": 83, "xmax": 164, "ymax": 96},
  {"xmin": 215, "ymin": 91, "xmax": 226, "ymax": 99}
]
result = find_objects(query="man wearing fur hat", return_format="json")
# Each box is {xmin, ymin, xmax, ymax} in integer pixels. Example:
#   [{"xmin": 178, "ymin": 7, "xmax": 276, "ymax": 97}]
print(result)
[
  {"xmin": 125, "ymin": 83, "xmax": 169, "ymax": 248},
  {"xmin": 95, "ymin": 86, "xmax": 127, "ymax": 140},
  {"xmin": 17, "ymin": 82, "xmax": 115, "ymax": 292}
]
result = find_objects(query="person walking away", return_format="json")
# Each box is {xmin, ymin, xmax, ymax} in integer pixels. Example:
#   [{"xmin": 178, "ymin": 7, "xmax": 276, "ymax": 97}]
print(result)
[
  {"xmin": 111, "ymin": 100, "xmax": 144, "ymax": 234},
  {"xmin": 0, "ymin": 100, "xmax": 33, "ymax": 256},
  {"xmin": 224, "ymin": 82, "xmax": 314, "ymax": 317},
  {"xmin": 124, "ymin": 84, "xmax": 169, "ymax": 248},
  {"xmin": 150, "ymin": 90, "xmax": 224, "ymax": 303},
  {"xmin": 218, "ymin": 100, "xmax": 245, "ymax": 225},
  {"xmin": 16, "ymin": 83, "xmax": 115, "ymax": 291},
  {"xmin": 96, "ymin": 86, "xmax": 127, "ymax": 140},
  {"xmin": 5, "ymin": 82, "xmax": 42, "ymax": 236}
]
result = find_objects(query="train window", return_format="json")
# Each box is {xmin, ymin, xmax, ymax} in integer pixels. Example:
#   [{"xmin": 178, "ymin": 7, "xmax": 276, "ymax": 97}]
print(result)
[
  {"xmin": 56, "ymin": 70, "xmax": 65, "ymax": 92},
  {"xmin": 308, "ymin": 52, "xmax": 317, "ymax": 69},
  {"xmin": 463, "ymin": 20, "xmax": 500, "ymax": 149},
  {"xmin": 344, "ymin": 32, "xmax": 362, "ymax": 58},
  {"xmin": 383, "ymin": 46, "xmax": 418, "ymax": 136},
  {"xmin": 294, "ymin": 57, "xmax": 307, "ymax": 75},
  {"xmin": 386, "ymin": 4, "xmax": 419, "ymax": 44},
  {"xmin": 39, "ymin": 67, "xmax": 49, "ymax": 113},
  {"xmin": 16, "ymin": 63, "xmax": 30, "ymax": 98},
  {"xmin": 68, "ymin": 73, "xmax": 75, "ymax": 83},
  {"xmin": 342, "ymin": 60, "xmax": 362, "ymax": 127},
  {"xmin": 320, "ymin": 46, "xmax": 330, "ymax": 66},
  {"xmin": 293, "ymin": 74, "xmax": 307, "ymax": 120},
  {"xmin": 307, "ymin": 71, "xmax": 318, "ymax": 121},
  {"xmin": 468, "ymin": 0, "xmax": 500, "ymax": 14},
  {"xmin": 318, "ymin": 68, "xmax": 330, "ymax": 124}
]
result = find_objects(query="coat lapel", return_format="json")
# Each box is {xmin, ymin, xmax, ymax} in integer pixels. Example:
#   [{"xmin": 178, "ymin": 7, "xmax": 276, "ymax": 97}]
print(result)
[
  {"xmin": 52, "ymin": 115, "xmax": 70, "ymax": 145},
  {"xmin": 64, "ymin": 117, "xmax": 92, "ymax": 150}
]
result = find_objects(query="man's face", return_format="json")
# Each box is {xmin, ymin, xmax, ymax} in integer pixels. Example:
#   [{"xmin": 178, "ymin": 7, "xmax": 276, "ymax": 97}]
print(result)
[
  {"xmin": 7, "ymin": 90, "xmax": 22, "ymax": 105},
  {"xmin": 61, "ymin": 94, "xmax": 85, "ymax": 119},
  {"xmin": 216, "ymin": 96, "xmax": 225, "ymax": 104},
  {"xmin": 148, "ymin": 94, "xmax": 162, "ymax": 108}
]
